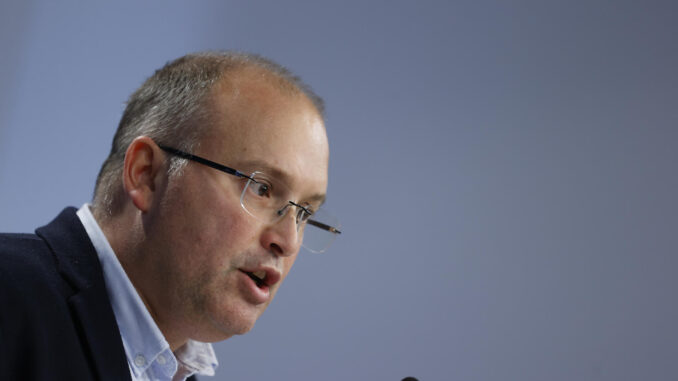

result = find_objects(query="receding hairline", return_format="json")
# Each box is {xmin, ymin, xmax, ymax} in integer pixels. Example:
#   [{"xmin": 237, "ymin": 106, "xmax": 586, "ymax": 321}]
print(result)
[
  {"xmin": 192, "ymin": 51, "xmax": 325, "ymax": 118},
  {"xmin": 211, "ymin": 64, "xmax": 322, "ymax": 110},
  {"xmin": 185, "ymin": 59, "xmax": 327, "ymax": 151},
  {"xmin": 196, "ymin": 64, "xmax": 327, "ymax": 148}
]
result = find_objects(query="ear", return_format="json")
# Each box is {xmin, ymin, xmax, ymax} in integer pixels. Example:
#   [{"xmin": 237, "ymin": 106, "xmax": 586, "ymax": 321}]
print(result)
[{"xmin": 122, "ymin": 136, "xmax": 166, "ymax": 213}]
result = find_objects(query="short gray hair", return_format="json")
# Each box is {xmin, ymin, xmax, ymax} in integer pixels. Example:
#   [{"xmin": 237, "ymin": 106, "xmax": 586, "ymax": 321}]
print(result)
[{"xmin": 92, "ymin": 51, "xmax": 324, "ymax": 219}]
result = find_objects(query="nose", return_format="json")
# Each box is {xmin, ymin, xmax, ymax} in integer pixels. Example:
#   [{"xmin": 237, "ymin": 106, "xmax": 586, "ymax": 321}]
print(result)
[{"xmin": 260, "ymin": 207, "xmax": 302, "ymax": 257}]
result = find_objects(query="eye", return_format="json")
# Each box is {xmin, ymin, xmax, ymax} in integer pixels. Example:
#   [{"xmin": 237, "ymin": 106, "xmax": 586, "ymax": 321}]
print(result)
[
  {"xmin": 296, "ymin": 206, "xmax": 314, "ymax": 223},
  {"xmin": 249, "ymin": 180, "xmax": 271, "ymax": 198}
]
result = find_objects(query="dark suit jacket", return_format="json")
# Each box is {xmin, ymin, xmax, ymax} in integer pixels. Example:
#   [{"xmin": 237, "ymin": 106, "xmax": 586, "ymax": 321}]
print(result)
[{"xmin": 0, "ymin": 207, "xmax": 199, "ymax": 381}]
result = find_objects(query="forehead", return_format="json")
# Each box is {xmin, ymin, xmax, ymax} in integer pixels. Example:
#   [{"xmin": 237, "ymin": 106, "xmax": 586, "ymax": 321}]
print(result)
[{"xmin": 200, "ymin": 70, "xmax": 329, "ymax": 195}]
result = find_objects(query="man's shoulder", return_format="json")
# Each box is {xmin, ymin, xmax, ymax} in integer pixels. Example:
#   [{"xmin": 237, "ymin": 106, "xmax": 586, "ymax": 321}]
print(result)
[
  {"xmin": 0, "ymin": 231, "xmax": 65, "ymax": 298},
  {"xmin": 0, "ymin": 232, "xmax": 43, "ymax": 246},
  {"xmin": 0, "ymin": 207, "xmax": 85, "ymax": 279},
  {"xmin": 0, "ymin": 226, "xmax": 119, "ymax": 380},
  {"xmin": 0, "ymin": 231, "xmax": 47, "ymax": 249},
  {"xmin": 0, "ymin": 231, "xmax": 57, "ymax": 273},
  {"xmin": 0, "ymin": 207, "xmax": 86, "ymax": 299}
]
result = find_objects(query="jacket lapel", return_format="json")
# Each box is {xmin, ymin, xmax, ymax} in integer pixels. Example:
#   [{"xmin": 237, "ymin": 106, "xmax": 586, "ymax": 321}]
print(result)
[{"xmin": 36, "ymin": 208, "xmax": 131, "ymax": 381}]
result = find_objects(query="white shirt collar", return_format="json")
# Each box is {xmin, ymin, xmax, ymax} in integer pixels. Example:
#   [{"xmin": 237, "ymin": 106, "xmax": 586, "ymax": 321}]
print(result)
[{"xmin": 76, "ymin": 204, "xmax": 218, "ymax": 380}]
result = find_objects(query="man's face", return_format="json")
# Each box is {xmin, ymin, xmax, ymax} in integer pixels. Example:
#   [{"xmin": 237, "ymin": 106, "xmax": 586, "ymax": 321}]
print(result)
[{"xmin": 143, "ymin": 73, "xmax": 329, "ymax": 342}]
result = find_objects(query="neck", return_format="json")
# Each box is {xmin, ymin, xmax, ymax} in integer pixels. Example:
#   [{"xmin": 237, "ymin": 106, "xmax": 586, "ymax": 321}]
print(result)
[{"xmin": 95, "ymin": 205, "xmax": 190, "ymax": 352}]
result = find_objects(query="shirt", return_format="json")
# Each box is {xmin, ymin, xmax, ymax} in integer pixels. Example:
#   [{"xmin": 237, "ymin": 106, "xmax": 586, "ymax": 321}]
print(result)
[{"xmin": 77, "ymin": 204, "xmax": 218, "ymax": 381}]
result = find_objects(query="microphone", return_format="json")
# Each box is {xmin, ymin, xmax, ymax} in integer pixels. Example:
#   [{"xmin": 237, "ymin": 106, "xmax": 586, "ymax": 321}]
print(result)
[{"xmin": 402, "ymin": 378, "xmax": 419, "ymax": 381}]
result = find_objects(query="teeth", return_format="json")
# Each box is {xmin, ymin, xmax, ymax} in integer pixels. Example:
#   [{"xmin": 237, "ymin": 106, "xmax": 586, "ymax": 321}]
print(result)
[{"xmin": 253, "ymin": 270, "xmax": 266, "ymax": 280}]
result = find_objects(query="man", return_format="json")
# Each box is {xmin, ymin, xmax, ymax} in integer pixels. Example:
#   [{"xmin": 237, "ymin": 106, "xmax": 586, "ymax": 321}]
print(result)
[{"xmin": 0, "ymin": 52, "xmax": 340, "ymax": 380}]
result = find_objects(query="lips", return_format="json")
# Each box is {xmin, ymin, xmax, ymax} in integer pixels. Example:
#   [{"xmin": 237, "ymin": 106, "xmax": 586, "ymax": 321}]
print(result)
[
  {"xmin": 238, "ymin": 267, "xmax": 282, "ymax": 304},
  {"xmin": 245, "ymin": 270, "xmax": 267, "ymax": 288},
  {"xmin": 240, "ymin": 267, "xmax": 281, "ymax": 288}
]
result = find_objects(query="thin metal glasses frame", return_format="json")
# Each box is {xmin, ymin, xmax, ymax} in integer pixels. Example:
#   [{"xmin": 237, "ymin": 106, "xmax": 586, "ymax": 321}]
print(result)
[{"xmin": 158, "ymin": 145, "xmax": 341, "ymax": 235}]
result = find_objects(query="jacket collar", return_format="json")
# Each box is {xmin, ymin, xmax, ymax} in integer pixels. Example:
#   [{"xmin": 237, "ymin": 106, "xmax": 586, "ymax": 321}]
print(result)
[{"xmin": 36, "ymin": 207, "xmax": 131, "ymax": 381}]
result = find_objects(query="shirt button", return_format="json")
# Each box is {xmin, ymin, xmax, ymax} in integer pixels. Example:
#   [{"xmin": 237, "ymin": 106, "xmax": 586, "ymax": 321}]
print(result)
[
  {"xmin": 134, "ymin": 354, "xmax": 146, "ymax": 367},
  {"xmin": 157, "ymin": 354, "xmax": 167, "ymax": 365}
]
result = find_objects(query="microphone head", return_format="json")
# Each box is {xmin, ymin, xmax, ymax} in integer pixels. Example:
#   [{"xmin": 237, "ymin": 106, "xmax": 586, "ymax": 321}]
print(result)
[{"xmin": 402, "ymin": 378, "xmax": 419, "ymax": 381}]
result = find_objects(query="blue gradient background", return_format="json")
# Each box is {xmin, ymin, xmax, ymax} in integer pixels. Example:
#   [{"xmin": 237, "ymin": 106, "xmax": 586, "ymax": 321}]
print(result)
[{"xmin": 1, "ymin": 1, "xmax": 677, "ymax": 380}]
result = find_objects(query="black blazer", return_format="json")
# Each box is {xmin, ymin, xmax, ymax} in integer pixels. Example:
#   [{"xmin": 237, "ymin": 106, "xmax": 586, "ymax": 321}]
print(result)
[{"xmin": 0, "ymin": 208, "xmax": 199, "ymax": 381}]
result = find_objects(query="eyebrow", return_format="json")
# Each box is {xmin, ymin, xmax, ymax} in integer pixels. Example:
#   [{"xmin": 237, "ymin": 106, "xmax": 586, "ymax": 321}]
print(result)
[
  {"xmin": 237, "ymin": 159, "xmax": 327, "ymax": 205},
  {"xmin": 306, "ymin": 193, "xmax": 327, "ymax": 206}
]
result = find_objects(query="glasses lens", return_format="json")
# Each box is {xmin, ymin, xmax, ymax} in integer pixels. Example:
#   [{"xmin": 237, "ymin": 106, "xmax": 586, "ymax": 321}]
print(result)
[
  {"xmin": 241, "ymin": 172, "xmax": 341, "ymax": 253},
  {"xmin": 301, "ymin": 207, "xmax": 341, "ymax": 253},
  {"xmin": 240, "ymin": 172, "xmax": 286, "ymax": 221}
]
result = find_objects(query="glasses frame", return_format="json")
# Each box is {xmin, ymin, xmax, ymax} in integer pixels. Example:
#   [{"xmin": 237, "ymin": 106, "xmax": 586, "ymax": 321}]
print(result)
[{"xmin": 158, "ymin": 145, "xmax": 342, "ymax": 237}]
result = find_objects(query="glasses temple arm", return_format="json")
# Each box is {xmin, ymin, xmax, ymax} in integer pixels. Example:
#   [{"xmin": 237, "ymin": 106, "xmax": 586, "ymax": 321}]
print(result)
[
  {"xmin": 307, "ymin": 219, "xmax": 341, "ymax": 234},
  {"xmin": 159, "ymin": 145, "xmax": 250, "ymax": 179}
]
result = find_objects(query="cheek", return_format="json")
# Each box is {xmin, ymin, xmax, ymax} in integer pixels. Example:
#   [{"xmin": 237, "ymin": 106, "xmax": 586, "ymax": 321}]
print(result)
[{"xmin": 198, "ymin": 199, "xmax": 260, "ymax": 260}]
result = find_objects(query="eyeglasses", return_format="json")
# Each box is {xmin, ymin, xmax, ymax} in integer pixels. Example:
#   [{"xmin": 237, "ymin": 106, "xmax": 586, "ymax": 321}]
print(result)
[{"xmin": 159, "ymin": 145, "xmax": 341, "ymax": 253}]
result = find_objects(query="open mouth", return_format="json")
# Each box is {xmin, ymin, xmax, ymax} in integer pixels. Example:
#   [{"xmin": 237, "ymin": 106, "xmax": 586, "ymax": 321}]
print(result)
[{"xmin": 243, "ymin": 270, "xmax": 267, "ymax": 288}]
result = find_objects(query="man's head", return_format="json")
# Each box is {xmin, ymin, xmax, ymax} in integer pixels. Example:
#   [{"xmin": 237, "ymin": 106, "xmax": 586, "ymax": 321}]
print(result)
[
  {"xmin": 93, "ymin": 52, "xmax": 324, "ymax": 218},
  {"xmin": 92, "ymin": 52, "xmax": 331, "ymax": 347}
]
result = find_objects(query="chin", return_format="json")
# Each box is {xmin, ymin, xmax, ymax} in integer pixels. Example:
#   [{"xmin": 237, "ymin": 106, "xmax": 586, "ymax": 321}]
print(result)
[
  {"xmin": 204, "ymin": 308, "xmax": 261, "ymax": 339},
  {"xmin": 226, "ymin": 315, "xmax": 258, "ymax": 336}
]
